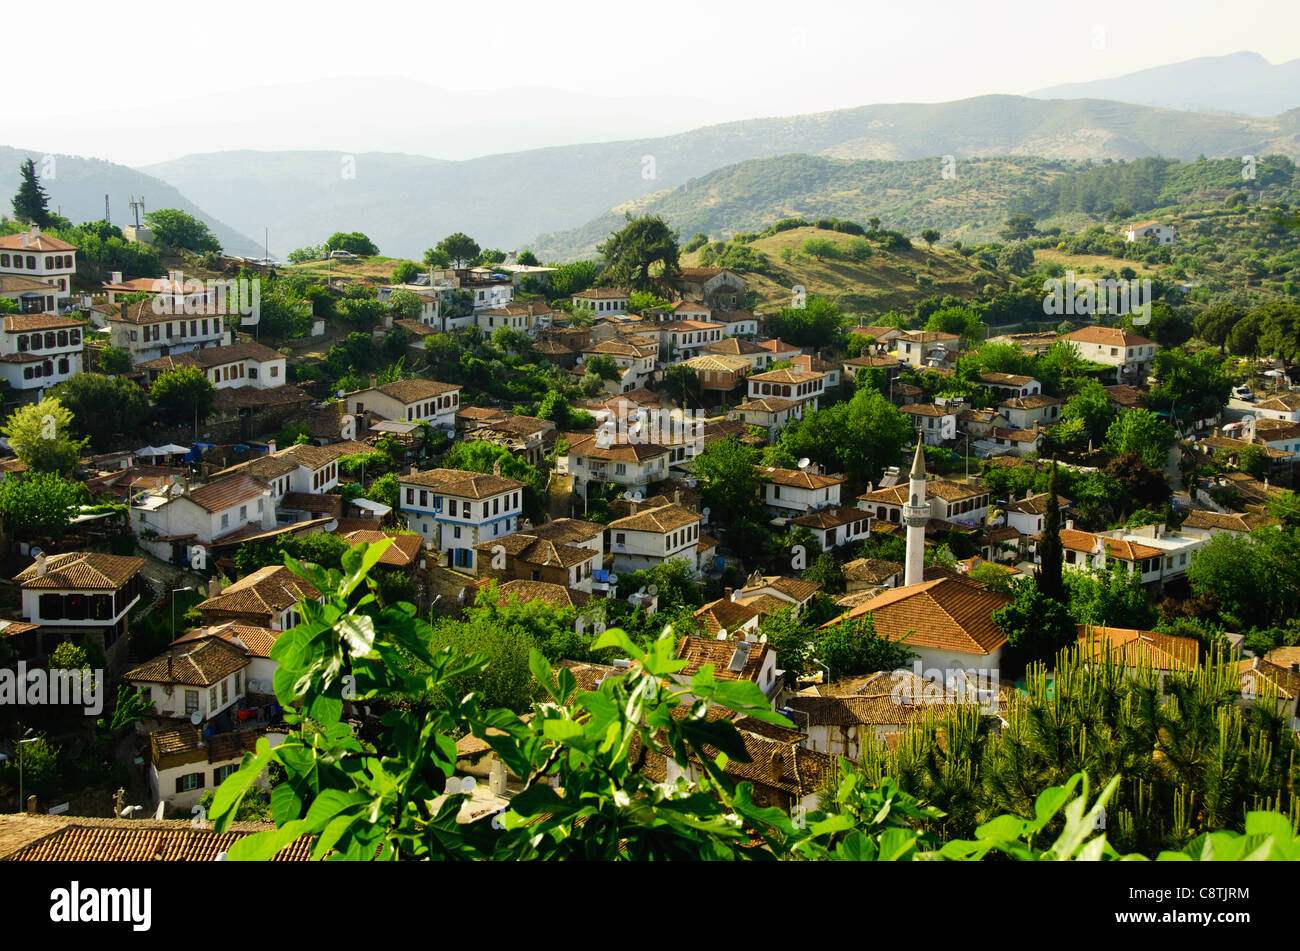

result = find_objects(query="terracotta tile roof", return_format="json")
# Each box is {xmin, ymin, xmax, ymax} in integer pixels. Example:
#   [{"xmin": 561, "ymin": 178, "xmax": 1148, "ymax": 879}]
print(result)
[
  {"xmin": 279, "ymin": 492, "xmax": 345, "ymax": 516},
  {"xmin": 1077, "ymin": 625, "xmax": 1198, "ymax": 672},
  {"xmin": 791, "ymin": 505, "xmax": 869, "ymax": 531},
  {"xmin": 682, "ymin": 354, "xmax": 751, "ymax": 374},
  {"xmin": 1257, "ymin": 393, "xmax": 1300, "ymax": 412},
  {"xmin": 584, "ymin": 339, "xmax": 657, "ymax": 358},
  {"xmin": 137, "ymin": 341, "xmax": 283, "ymax": 372},
  {"xmin": 474, "ymin": 532, "xmax": 593, "ymax": 569},
  {"xmin": 342, "ymin": 531, "xmax": 423, "ymax": 567},
  {"xmin": 755, "ymin": 466, "xmax": 845, "ymax": 490},
  {"xmin": 124, "ymin": 637, "xmax": 250, "ymax": 686},
  {"xmin": 374, "ymin": 378, "xmax": 461, "ymax": 404},
  {"xmin": 399, "ymin": 467, "xmax": 525, "ymax": 498},
  {"xmin": 694, "ymin": 598, "xmax": 761, "ymax": 635},
  {"xmin": 15, "ymin": 552, "xmax": 144, "ymax": 589},
  {"xmin": 1104, "ymin": 384, "xmax": 1145, "ymax": 408},
  {"xmin": 0, "ymin": 231, "xmax": 76, "ymax": 252},
  {"xmin": 901, "ymin": 403, "xmax": 951, "ymax": 418},
  {"xmin": 757, "ymin": 338, "xmax": 799, "ymax": 353},
  {"xmin": 494, "ymin": 579, "xmax": 592, "ymax": 610},
  {"xmin": 834, "ymin": 578, "xmax": 1010, "ymax": 656},
  {"xmin": 2, "ymin": 312, "xmax": 83, "ymax": 332},
  {"xmin": 0, "ymin": 815, "xmax": 311, "ymax": 862},
  {"xmin": 738, "ymin": 575, "xmax": 821, "ymax": 604},
  {"xmin": 197, "ymin": 565, "xmax": 320, "ymax": 619},
  {"xmin": 1180, "ymin": 509, "xmax": 1275, "ymax": 533},
  {"xmin": 842, "ymin": 558, "xmax": 902, "ymax": 584},
  {"xmin": 0, "ymin": 274, "xmax": 59, "ymax": 294},
  {"xmin": 186, "ymin": 473, "xmax": 270, "ymax": 512},
  {"xmin": 1062, "ymin": 326, "xmax": 1155, "ymax": 348},
  {"xmin": 1057, "ymin": 529, "xmax": 1161, "ymax": 561},
  {"xmin": 675, "ymin": 635, "xmax": 769, "ymax": 682},
  {"xmin": 172, "ymin": 621, "xmax": 280, "ymax": 658},
  {"xmin": 999, "ymin": 394, "xmax": 1062, "ymax": 410},
  {"xmin": 1235, "ymin": 656, "xmax": 1300, "ymax": 700},
  {"xmin": 563, "ymin": 432, "xmax": 669, "ymax": 463},
  {"xmin": 676, "ymin": 267, "xmax": 725, "ymax": 282},
  {"xmin": 748, "ymin": 367, "xmax": 825, "ymax": 385},
  {"xmin": 1004, "ymin": 493, "xmax": 1071, "ymax": 516},
  {"xmin": 711, "ymin": 309, "xmax": 757, "ymax": 324},
  {"xmin": 993, "ymin": 426, "xmax": 1044, "ymax": 443},
  {"xmin": 608, "ymin": 503, "xmax": 702, "ymax": 534},
  {"xmin": 977, "ymin": 372, "xmax": 1036, "ymax": 386},
  {"xmin": 212, "ymin": 385, "xmax": 312, "ymax": 412},
  {"xmin": 573, "ymin": 287, "xmax": 629, "ymax": 299},
  {"xmin": 530, "ymin": 518, "xmax": 604, "ymax": 546},
  {"xmin": 859, "ymin": 478, "xmax": 984, "ymax": 505},
  {"xmin": 735, "ymin": 397, "xmax": 797, "ymax": 413}
]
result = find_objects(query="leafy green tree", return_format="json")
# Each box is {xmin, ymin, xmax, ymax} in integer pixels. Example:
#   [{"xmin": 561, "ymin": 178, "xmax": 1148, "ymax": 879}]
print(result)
[
  {"xmin": 423, "ymin": 247, "xmax": 451, "ymax": 268},
  {"xmin": 288, "ymin": 246, "xmax": 323, "ymax": 264},
  {"xmin": 391, "ymin": 261, "xmax": 419, "ymax": 284},
  {"xmin": 151, "ymin": 364, "xmax": 216, "ymax": 429},
  {"xmin": 1, "ymin": 398, "xmax": 88, "ymax": 472},
  {"xmin": 582, "ymin": 353, "xmax": 621, "ymax": 383},
  {"xmin": 0, "ymin": 471, "xmax": 86, "ymax": 538},
  {"xmin": 388, "ymin": 289, "xmax": 424, "ymax": 320},
  {"xmin": 691, "ymin": 436, "xmax": 760, "ymax": 524},
  {"xmin": 1060, "ymin": 380, "xmax": 1115, "ymax": 444},
  {"xmin": 324, "ymin": 232, "xmax": 379, "ymax": 256},
  {"xmin": 436, "ymin": 233, "xmax": 479, "ymax": 268},
  {"xmin": 98, "ymin": 346, "xmax": 133, "ymax": 375},
  {"xmin": 1102, "ymin": 452, "xmax": 1170, "ymax": 513},
  {"xmin": 49, "ymin": 373, "xmax": 148, "ymax": 451},
  {"xmin": 1036, "ymin": 463, "xmax": 1063, "ymax": 601},
  {"xmin": 1186, "ymin": 527, "xmax": 1300, "ymax": 639},
  {"xmin": 765, "ymin": 295, "xmax": 844, "ymax": 350},
  {"xmin": 1064, "ymin": 564, "xmax": 1156, "ymax": 630},
  {"xmin": 777, "ymin": 388, "xmax": 912, "ymax": 486},
  {"xmin": 597, "ymin": 214, "xmax": 680, "ymax": 295},
  {"xmin": 814, "ymin": 614, "xmax": 916, "ymax": 681},
  {"xmin": 1104, "ymin": 408, "xmax": 1175, "ymax": 468},
  {"xmin": 144, "ymin": 209, "xmax": 221, "ymax": 253},
  {"xmin": 992, "ymin": 576, "xmax": 1074, "ymax": 671},
  {"xmin": 1000, "ymin": 214, "xmax": 1036, "ymax": 241},
  {"xmin": 516, "ymin": 249, "xmax": 540, "ymax": 266},
  {"xmin": 920, "ymin": 229, "xmax": 941, "ymax": 249},
  {"xmin": 1144, "ymin": 348, "xmax": 1231, "ymax": 419},
  {"xmin": 924, "ymin": 305, "xmax": 984, "ymax": 347},
  {"xmin": 11, "ymin": 158, "xmax": 52, "ymax": 227}
]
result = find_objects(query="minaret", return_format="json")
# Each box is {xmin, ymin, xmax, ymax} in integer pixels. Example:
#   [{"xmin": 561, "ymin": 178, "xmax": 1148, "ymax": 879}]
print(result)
[{"xmin": 903, "ymin": 436, "xmax": 927, "ymax": 586}]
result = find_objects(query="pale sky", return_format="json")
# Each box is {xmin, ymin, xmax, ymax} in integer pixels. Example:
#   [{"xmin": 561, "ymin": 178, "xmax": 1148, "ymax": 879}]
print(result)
[{"xmin": 7, "ymin": 0, "xmax": 1300, "ymax": 165}]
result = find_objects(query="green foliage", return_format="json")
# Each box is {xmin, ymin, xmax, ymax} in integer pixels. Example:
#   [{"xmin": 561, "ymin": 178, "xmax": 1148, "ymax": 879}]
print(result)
[
  {"xmin": 151, "ymin": 364, "xmax": 216, "ymax": 427},
  {"xmin": 49, "ymin": 373, "xmax": 148, "ymax": 451},
  {"xmin": 1064, "ymin": 564, "xmax": 1157, "ymax": 629},
  {"xmin": 440, "ymin": 440, "xmax": 546, "ymax": 524},
  {"xmin": 691, "ymin": 437, "xmax": 760, "ymax": 524},
  {"xmin": 436, "ymin": 232, "xmax": 480, "ymax": 268},
  {"xmin": 1104, "ymin": 408, "xmax": 1176, "ymax": 468},
  {"xmin": 1, "ymin": 397, "xmax": 88, "ymax": 473},
  {"xmin": 1186, "ymin": 527, "xmax": 1300, "ymax": 643},
  {"xmin": 144, "ymin": 208, "xmax": 221, "ymax": 253},
  {"xmin": 391, "ymin": 261, "xmax": 420, "ymax": 285},
  {"xmin": 11, "ymin": 158, "xmax": 52, "ymax": 227},
  {"xmin": 992, "ymin": 577, "xmax": 1075, "ymax": 671},
  {"xmin": 775, "ymin": 388, "xmax": 912, "ymax": 486},
  {"xmin": 765, "ymin": 295, "xmax": 844, "ymax": 350},
  {"xmin": 597, "ymin": 214, "xmax": 680, "ymax": 295},
  {"xmin": 324, "ymin": 232, "xmax": 379, "ymax": 256},
  {"xmin": 98, "ymin": 346, "xmax": 134, "ymax": 375},
  {"xmin": 814, "ymin": 614, "xmax": 916, "ymax": 681}
]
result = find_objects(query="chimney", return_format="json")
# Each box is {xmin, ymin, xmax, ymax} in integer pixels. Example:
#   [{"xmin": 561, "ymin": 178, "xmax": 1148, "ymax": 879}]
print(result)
[
  {"xmin": 725, "ymin": 587, "xmax": 734, "ymax": 601},
  {"xmin": 369, "ymin": 375, "xmax": 377, "ymax": 389},
  {"xmin": 266, "ymin": 439, "xmax": 277, "ymax": 456},
  {"xmin": 20, "ymin": 233, "xmax": 28, "ymax": 248},
  {"xmin": 673, "ymin": 489, "xmax": 681, "ymax": 505},
  {"xmin": 208, "ymin": 576, "xmax": 222, "ymax": 598},
  {"xmin": 628, "ymin": 500, "xmax": 639, "ymax": 516},
  {"xmin": 35, "ymin": 551, "xmax": 46, "ymax": 577},
  {"xmin": 111, "ymin": 270, "xmax": 123, "ymax": 285},
  {"xmin": 492, "ymin": 458, "xmax": 502, "ymax": 477},
  {"xmin": 1065, "ymin": 519, "xmax": 1074, "ymax": 530},
  {"xmin": 409, "ymin": 464, "xmax": 419, "ymax": 476},
  {"xmin": 25, "ymin": 794, "xmax": 37, "ymax": 815}
]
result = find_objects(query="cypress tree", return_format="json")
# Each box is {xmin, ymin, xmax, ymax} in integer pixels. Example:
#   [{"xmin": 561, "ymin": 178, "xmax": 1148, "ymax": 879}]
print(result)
[
  {"xmin": 1036, "ymin": 460, "xmax": 1063, "ymax": 601},
  {"xmin": 11, "ymin": 158, "xmax": 51, "ymax": 228}
]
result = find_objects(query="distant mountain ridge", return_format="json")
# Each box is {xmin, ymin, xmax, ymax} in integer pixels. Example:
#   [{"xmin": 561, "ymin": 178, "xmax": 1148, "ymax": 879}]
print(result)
[
  {"xmin": 135, "ymin": 94, "xmax": 1300, "ymax": 262},
  {"xmin": 0, "ymin": 146, "xmax": 264, "ymax": 257},
  {"xmin": 1030, "ymin": 51, "xmax": 1300, "ymax": 117}
]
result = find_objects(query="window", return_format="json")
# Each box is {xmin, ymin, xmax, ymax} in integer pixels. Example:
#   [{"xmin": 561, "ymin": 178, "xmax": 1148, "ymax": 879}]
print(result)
[
  {"xmin": 221, "ymin": 513, "xmax": 230, "ymax": 529},
  {"xmin": 185, "ymin": 690, "xmax": 200, "ymax": 714},
  {"xmin": 209, "ymin": 686, "xmax": 218, "ymax": 709},
  {"xmin": 176, "ymin": 773, "xmax": 206, "ymax": 793},
  {"xmin": 221, "ymin": 679, "xmax": 229, "ymax": 705},
  {"xmin": 213, "ymin": 764, "xmax": 239, "ymax": 785}
]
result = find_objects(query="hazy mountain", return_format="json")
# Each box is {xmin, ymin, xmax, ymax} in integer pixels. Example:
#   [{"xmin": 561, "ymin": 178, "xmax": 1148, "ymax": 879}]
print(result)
[
  {"xmin": 6, "ymin": 76, "xmax": 729, "ymax": 168},
  {"xmin": 137, "ymin": 94, "xmax": 1300, "ymax": 262},
  {"xmin": 0, "ymin": 146, "xmax": 264, "ymax": 257},
  {"xmin": 1030, "ymin": 51, "xmax": 1300, "ymax": 116}
]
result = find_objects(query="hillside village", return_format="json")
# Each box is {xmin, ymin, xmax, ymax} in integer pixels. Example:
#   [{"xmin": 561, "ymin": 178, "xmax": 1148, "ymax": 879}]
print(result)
[{"xmin": 1, "ymin": 172, "xmax": 1300, "ymax": 861}]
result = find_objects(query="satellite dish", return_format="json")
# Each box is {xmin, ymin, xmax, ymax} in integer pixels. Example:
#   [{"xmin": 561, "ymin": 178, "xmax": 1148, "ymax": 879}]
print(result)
[
  {"xmin": 797, "ymin": 458, "xmax": 811, "ymax": 470},
  {"xmin": 702, "ymin": 507, "xmax": 711, "ymax": 520},
  {"xmin": 607, "ymin": 573, "xmax": 619, "ymax": 586},
  {"xmin": 623, "ymin": 490, "xmax": 634, "ymax": 500},
  {"xmin": 190, "ymin": 711, "xmax": 203, "ymax": 726},
  {"xmin": 632, "ymin": 490, "xmax": 644, "ymax": 501},
  {"xmin": 636, "ymin": 586, "xmax": 647, "ymax": 596},
  {"xmin": 717, "ymin": 628, "xmax": 729, "ymax": 640},
  {"xmin": 461, "ymin": 776, "xmax": 476, "ymax": 795}
]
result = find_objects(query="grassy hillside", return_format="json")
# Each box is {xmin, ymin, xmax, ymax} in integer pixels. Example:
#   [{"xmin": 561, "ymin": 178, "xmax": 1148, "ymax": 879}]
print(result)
[{"xmin": 536, "ymin": 154, "xmax": 1300, "ymax": 262}]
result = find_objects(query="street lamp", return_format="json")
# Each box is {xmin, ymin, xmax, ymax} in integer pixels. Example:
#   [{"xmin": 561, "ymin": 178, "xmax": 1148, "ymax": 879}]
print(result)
[
  {"xmin": 17, "ymin": 729, "xmax": 36, "ymax": 812},
  {"xmin": 171, "ymin": 585, "xmax": 195, "ymax": 637}
]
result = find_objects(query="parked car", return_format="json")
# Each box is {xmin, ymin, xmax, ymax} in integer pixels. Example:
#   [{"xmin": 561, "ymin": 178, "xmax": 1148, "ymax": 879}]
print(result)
[
  {"xmin": 1232, "ymin": 385, "xmax": 1254, "ymax": 401},
  {"xmin": 329, "ymin": 250, "xmax": 357, "ymax": 259}
]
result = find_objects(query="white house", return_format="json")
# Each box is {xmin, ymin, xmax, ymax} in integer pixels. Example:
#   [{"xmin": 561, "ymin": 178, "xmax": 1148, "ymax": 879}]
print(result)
[
  {"xmin": 133, "ymin": 472, "xmax": 275, "ymax": 561},
  {"xmin": 607, "ymin": 502, "xmax": 704, "ymax": 574},
  {"xmin": 746, "ymin": 367, "xmax": 826, "ymax": 410},
  {"xmin": 1060, "ymin": 326, "xmax": 1158, "ymax": 383},
  {"xmin": 1126, "ymin": 221, "xmax": 1175, "ymax": 245},
  {"xmin": 754, "ymin": 466, "xmax": 846, "ymax": 518},
  {"xmin": 572, "ymin": 288, "xmax": 629, "ymax": 315},
  {"xmin": 345, "ymin": 378, "xmax": 462, "ymax": 430},
  {"xmin": 399, "ymin": 467, "xmax": 526, "ymax": 571},
  {"xmin": 561, "ymin": 432, "xmax": 670, "ymax": 496},
  {"xmin": 195, "ymin": 566, "xmax": 323, "ymax": 631},
  {"xmin": 0, "ymin": 227, "xmax": 76, "ymax": 308},
  {"xmin": 137, "ymin": 341, "xmax": 287, "ymax": 390},
  {"xmin": 0, "ymin": 313, "xmax": 85, "ymax": 395},
  {"xmin": 107, "ymin": 298, "xmax": 232, "ymax": 365}
]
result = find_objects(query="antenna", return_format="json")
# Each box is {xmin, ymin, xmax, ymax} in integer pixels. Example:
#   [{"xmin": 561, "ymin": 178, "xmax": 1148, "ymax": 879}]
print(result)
[{"xmin": 105, "ymin": 194, "xmax": 110, "ymax": 224}]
